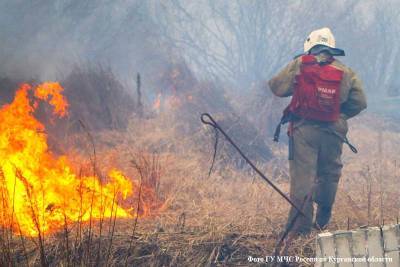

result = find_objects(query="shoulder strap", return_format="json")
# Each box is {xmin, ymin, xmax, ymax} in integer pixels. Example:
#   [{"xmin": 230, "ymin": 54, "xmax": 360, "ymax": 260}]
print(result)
[
  {"xmin": 301, "ymin": 54, "xmax": 335, "ymax": 65},
  {"xmin": 301, "ymin": 55, "xmax": 318, "ymax": 64}
]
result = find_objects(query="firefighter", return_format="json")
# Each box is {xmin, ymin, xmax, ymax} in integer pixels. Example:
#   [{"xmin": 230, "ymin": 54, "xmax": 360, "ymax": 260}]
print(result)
[{"xmin": 268, "ymin": 27, "xmax": 367, "ymax": 234}]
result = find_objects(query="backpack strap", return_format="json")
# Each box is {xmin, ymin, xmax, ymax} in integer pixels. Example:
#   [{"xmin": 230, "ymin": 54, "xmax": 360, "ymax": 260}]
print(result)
[
  {"xmin": 322, "ymin": 127, "xmax": 358, "ymax": 153},
  {"xmin": 301, "ymin": 55, "xmax": 318, "ymax": 64},
  {"xmin": 273, "ymin": 112, "xmax": 292, "ymax": 142}
]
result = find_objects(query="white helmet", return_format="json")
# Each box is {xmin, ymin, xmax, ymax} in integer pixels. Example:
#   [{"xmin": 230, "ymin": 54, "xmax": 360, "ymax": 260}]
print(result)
[{"xmin": 303, "ymin": 27, "xmax": 344, "ymax": 56}]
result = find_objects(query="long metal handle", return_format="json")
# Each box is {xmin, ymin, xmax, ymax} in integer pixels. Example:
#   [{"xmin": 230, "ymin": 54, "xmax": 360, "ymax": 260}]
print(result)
[{"xmin": 201, "ymin": 113, "xmax": 306, "ymax": 217}]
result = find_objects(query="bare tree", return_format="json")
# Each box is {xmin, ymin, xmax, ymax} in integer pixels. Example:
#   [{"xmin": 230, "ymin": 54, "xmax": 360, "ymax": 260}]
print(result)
[{"xmin": 150, "ymin": 0, "xmax": 306, "ymax": 90}]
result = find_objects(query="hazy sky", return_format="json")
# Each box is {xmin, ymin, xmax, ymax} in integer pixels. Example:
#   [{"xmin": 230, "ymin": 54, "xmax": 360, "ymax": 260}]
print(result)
[{"xmin": 0, "ymin": 0, "xmax": 398, "ymax": 99}]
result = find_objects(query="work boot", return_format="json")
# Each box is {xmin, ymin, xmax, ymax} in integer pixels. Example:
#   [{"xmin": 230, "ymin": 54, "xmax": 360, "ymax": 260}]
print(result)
[{"xmin": 315, "ymin": 205, "xmax": 332, "ymax": 229}]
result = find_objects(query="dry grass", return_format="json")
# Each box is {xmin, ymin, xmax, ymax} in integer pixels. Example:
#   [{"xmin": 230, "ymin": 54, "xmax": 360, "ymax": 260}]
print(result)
[{"xmin": 1, "ymin": 112, "xmax": 399, "ymax": 267}]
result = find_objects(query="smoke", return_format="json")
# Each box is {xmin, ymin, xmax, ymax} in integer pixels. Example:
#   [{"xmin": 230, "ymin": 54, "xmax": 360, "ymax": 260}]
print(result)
[
  {"xmin": 0, "ymin": 0, "xmax": 167, "ymax": 81},
  {"xmin": 0, "ymin": 0, "xmax": 399, "ymax": 100}
]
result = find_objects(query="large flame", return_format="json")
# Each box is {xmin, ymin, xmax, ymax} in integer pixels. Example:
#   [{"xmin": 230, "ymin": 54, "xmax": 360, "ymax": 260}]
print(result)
[{"xmin": 0, "ymin": 82, "xmax": 134, "ymax": 236}]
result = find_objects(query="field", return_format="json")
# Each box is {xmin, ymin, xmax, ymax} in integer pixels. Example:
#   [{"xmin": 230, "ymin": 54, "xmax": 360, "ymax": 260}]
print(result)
[
  {"xmin": 1, "ymin": 99, "xmax": 399, "ymax": 266},
  {"xmin": 0, "ymin": 67, "xmax": 399, "ymax": 267}
]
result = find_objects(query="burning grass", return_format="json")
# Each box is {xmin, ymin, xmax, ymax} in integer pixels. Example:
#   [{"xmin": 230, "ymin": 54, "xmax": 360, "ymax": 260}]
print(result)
[
  {"xmin": 0, "ymin": 83, "xmax": 137, "ymax": 237},
  {"xmin": 0, "ymin": 83, "xmax": 162, "ymax": 266}
]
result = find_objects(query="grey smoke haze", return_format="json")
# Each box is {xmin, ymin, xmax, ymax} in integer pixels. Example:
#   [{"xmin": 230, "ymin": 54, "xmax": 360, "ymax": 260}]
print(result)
[
  {"xmin": 0, "ymin": 0, "xmax": 399, "ymax": 100},
  {"xmin": 0, "ymin": 0, "xmax": 167, "ymax": 81}
]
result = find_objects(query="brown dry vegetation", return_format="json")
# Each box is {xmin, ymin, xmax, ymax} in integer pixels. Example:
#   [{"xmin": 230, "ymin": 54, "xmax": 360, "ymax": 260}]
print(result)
[{"xmin": 2, "ymin": 110, "xmax": 400, "ymax": 267}]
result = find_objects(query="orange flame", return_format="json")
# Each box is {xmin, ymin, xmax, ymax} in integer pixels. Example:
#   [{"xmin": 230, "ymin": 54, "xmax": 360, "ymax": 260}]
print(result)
[
  {"xmin": 0, "ymin": 83, "xmax": 135, "ymax": 236},
  {"xmin": 153, "ymin": 93, "xmax": 162, "ymax": 110}
]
